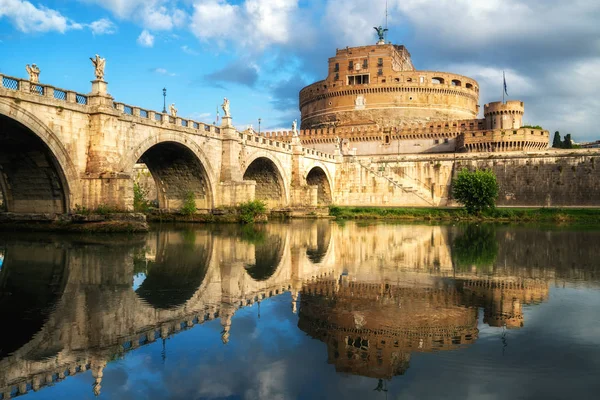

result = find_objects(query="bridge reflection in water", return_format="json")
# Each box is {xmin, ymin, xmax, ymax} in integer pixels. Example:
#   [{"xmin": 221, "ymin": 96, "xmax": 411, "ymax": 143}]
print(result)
[{"xmin": 0, "ymin": 222, "xmax": 599, "ymax": 399}]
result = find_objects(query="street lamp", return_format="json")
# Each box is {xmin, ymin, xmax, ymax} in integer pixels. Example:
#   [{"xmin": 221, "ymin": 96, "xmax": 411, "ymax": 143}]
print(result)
[
  {"xmin": 162, "ymin": 88, "xmax": 167, "ymax": 113},
  {"xmin": 258, "ymin": 118, "xmax": 261, "ymax": 134}
]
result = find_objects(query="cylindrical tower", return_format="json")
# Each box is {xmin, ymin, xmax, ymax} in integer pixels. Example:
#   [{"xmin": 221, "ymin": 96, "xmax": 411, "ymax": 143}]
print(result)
[
  {"xmin": 484, "ymin": 101, "xmax": 524, "ymax": 130},
  {"xmin": 299, "ymin": 43, "xmax": 480, "ymax": 129}
]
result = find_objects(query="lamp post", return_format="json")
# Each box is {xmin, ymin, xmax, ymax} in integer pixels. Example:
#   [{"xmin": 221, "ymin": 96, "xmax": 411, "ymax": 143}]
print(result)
[
  {"xmin": 162, "ymin": 88, "xmax": 167, "ymax": 113},
  {"xmin": 258, "ymin": 118, "xmax": 262, "ymax": 134}
]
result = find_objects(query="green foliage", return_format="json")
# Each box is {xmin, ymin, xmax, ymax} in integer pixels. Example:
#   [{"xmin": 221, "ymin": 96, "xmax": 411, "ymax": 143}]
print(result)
[
  {"xmin": 552, "ymin": 131, "xmax": 562, "ymax": 148},
  {"xmin": 180, "ymin": 191, "xmax": 197, "ymax": 216},
  {"xmin": 237, "ymin": 200, "xmax": 267, "ymax": 224},
  {"xmin": 133, "ymin": 182, "xmax": 151, "ymax": 213},
  {"xmin": 95, "ymin": 204, "xmax": 118, "ymax": 215},
  {"xmin": 452, "ymin": 224, "xmax": 498, "ymax": 272},
  {"xmin": 452, "ymin": 168, "xmax": 499, "ymax": 214},
  {"xmin": 521, "ymin": 125, "xmax": 543, "ymax": 130},
  {"xmin": 552, "ymin": 131, "xmax": 576, "ymax": 149}
]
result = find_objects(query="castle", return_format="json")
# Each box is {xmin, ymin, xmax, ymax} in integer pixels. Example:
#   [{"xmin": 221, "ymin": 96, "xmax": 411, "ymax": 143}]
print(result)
[{"xmin": 268, "ymin": 37, "xmax": 550, "ymax": 155}]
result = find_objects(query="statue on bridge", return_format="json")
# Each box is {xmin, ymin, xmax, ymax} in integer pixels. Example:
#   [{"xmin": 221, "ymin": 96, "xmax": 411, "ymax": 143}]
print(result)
[
  {"xmin": 90, "ymin": 54, "xmax": 106, "ymax": 81},
  {"xmin": 221, "ymin": 98, "xmax": 230, "ymax": 118},
  {"xmin": 169, "ymin": 103, "xmax": 178, "ymax": 117},
  {"xmin": 25, "ymin": 64, "xmax": 40, "ymax": 83},
  {"xmin": 292, "ymin": 119, "xmax": 298, "ymax": 137}
]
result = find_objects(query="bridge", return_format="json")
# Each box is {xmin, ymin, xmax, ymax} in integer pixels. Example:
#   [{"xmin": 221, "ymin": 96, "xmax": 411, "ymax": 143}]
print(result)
[{"xmin": 0, "ymin": 72, "xmax": 339, "ymax": 214}]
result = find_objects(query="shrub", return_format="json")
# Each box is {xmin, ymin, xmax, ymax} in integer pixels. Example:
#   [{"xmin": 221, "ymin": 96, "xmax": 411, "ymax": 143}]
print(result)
[
  {"xmin": 237, "ymin": 200, "xmax": 266, "ymax": 224},
  {"xmin": 452, "ymin": 168, "xmax": 499, "ymax": 214},
  {"xmin": 180, "ymin": 191, "xmax": 197, "ymax": 215},
  {"xmin": 133, "ymin": 182, "xmax": 151, "ymax": 213}
]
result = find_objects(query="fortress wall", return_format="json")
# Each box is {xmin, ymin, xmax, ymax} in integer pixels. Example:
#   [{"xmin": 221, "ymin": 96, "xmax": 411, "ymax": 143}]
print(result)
[{"xmin": 333, "ymin": 150, "xmax": 600, "ymax": 207}]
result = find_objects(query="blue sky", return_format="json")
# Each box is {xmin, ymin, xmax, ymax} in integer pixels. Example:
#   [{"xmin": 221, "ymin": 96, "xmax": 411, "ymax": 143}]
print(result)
[{"xmin": 1, "ymin": 0, "xmax": 599, "ymax": 138}]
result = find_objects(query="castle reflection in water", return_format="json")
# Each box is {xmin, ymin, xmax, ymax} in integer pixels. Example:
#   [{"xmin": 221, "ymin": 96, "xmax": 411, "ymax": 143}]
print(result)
[{"xmin": 0, "ymin": 222, "xmax": 598, "ymax": 398}]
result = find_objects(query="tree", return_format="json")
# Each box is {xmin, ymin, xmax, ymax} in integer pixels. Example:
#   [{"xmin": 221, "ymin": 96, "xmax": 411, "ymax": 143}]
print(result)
[
  {"xmin": 563, "ymin": 134, "xmax": 573, "ymax": 149},
  {"xmin": 452, "ymin": 168, "xmax": 499, "ymax": 214},
  {"xmin": 552, "ymin": 131, "xmax": 562, "ymax": 148}
]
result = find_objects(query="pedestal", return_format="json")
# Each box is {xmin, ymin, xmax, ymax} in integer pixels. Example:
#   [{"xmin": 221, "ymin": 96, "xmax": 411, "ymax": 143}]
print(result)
[{"xmin": 91, "ymin": 80, "xmax": 108, "ymax": 95}]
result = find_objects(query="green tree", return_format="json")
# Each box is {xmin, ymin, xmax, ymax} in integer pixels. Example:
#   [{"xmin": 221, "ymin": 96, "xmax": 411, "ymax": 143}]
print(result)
[
  {"xmin": 452, "ymin": 168, "xmax": 499, "ymax": 214},
  {"xmin": 552, "ymin": 131, "xmax": 562, "ymax": 148},
  {"xmin": 180, "ymin": 191, "xmax": 197, "ymax": 215},
  {"xmin": 133, "ymin": 182, "xmax": 150, "ymax": 213},
  {"xmin": 563, "ymin": 134, "xmax": 573, "ymax": 149}
]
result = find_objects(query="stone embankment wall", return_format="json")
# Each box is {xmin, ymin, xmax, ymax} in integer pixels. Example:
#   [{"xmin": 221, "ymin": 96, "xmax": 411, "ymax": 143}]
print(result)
[{"xmin": 333, "ymin": 149, "xmax": 600, "ymax": 207}]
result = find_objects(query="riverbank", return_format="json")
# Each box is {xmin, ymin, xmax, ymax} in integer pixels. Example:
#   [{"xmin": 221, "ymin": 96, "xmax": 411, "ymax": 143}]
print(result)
[
  {"xmin": 0, "ymin": 212, "xmax": 149, "ymax": 232},
  {"xmin": 328, "ymin": 206, "xmax": 600, "ymax": 223}
]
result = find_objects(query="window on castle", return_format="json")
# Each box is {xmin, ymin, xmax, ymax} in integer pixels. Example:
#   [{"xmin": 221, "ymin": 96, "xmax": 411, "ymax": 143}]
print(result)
[
  {"xmin": 362, "ymin": 59, "xmax": 368, "ymax": 68},
  {"xmin": 434, "ymin": 139, "xmax": 440, "ymax": 144},
  {"xmin": 377, "ymin": 58, "xmax": 383, "ymax": 66},
  {"xmin": 378, "ymin": 68, "xmax": 383, "ymax": 76},
  {"xmin": 334, "ymin": 73, "xmax": 339, "ymax": 81},
  {"xmin": 349, "ymin": 60, "xmax": 354, "ymax": 69},
  {"xmin": 385, "ymin": 135, "xmax": 390, "ymax": 144},
  {"xmin": 334, "ymin": 63, "xmax": 339, "ymax": 72},
  {"xmin": 444, "ymin": 138, "xmax": 449, "ymax": 143},
  {"xmin": 347, "ymin": 74, "xmax": 370, "ymax": 85}
]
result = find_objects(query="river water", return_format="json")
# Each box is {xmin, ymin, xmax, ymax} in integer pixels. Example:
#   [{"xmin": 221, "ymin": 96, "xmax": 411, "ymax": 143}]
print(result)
[{"xmin": 1, "ymin": 221, "xmax": 599, "ymax": 399}]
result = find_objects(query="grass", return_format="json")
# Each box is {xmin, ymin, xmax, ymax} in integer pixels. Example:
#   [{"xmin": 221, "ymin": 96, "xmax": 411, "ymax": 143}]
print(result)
[{"xmin": 328, "ymin": 205, "xmax": 600, "ymax": 224}]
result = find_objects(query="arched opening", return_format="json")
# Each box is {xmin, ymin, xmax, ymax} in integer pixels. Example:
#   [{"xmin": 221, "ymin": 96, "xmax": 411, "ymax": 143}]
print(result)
[
  {"xmin": 135, "ymin": 229, "xmax": 211, "ymax": 309},
  {"xmin": 432, "ymin": 77, "xmax": 445, "ymax": 84},
  {"xmin": 0, "ymin": 114, "xmax": 69, "ymax": 213},
  {"xmin": 243, "ymin": 157, "xmax": 285, "ymax": 208},
  {"xmin": 451, "ymin": 79, "xmax": 461, "ymax": 86},
  {"xmin": 0, "ymin": 239, "xmax": 68, "ymax": 359},
  {"xmin": 306, "ymin": 167, "xmax": 332, "ymax": 205},
  {"xmin": 466, "ymin": 83, "xmax": 473, "ymax": 89},
  {"xmin": 136, "ymin": 142, "xmax": 212, "ymax": 212},
  {"xmin": 243, "ymin": 226, "xmax": 285, "ymax": 281}
]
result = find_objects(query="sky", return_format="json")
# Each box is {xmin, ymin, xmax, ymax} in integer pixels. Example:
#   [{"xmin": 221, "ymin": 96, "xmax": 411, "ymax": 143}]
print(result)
[{"xmin": 0, "ymin": 0, "xmax": 599, "ymax": 140}]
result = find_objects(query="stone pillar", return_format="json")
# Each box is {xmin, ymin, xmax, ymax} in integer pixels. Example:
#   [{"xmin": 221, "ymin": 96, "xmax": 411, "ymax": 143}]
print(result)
[
  {"xmin": 218, "ymin": 116, "xmax": 255, "ymax": 207},
  {"xmin": 290, "ymin": 138, "xmax": 318, "ymax": 207},
  {"xmin": 83, "ymin": 80, "xmax": 133, "ymax": 210}
]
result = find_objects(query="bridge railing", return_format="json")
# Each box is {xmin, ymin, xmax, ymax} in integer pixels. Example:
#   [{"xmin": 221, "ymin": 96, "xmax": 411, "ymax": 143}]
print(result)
[
  {"xmin": 239, "ymin": 131, "xmax": 294, "ymax": 152},
  {"xmin": 0, "ymin": 73, "xmax": 88, "ymax": 105},
  {"xmin": 302, "ymin": 147, "xmax": 336, "ymax": 160},
  {"xmin": 112, "ymin": 101, "xmax": 222, "ymax": 135}
]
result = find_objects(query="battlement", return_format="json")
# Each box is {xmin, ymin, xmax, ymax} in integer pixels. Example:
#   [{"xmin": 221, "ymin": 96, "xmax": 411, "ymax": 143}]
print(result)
[{"xmin": 484, "ymin": 100, "xmax": 524, "ymax": 115}]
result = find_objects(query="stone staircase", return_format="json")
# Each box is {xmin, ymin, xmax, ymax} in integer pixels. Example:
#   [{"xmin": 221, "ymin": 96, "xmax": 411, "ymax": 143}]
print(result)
[{"xmin": 357, "ymin": 160, "xmax": 436, "ymax": 206}]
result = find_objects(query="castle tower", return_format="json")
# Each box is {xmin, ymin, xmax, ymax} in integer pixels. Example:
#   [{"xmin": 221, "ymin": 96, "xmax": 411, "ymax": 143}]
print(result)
[{"xmin": 484, "ymin": 101, "xmax": 524, "ymax": 130}]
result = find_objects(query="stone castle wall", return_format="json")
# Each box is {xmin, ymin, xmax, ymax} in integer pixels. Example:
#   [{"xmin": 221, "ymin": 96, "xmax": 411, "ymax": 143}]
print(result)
[{"xmin": 334, "ymin": 150, "xmax": 600, "ymax": 207}]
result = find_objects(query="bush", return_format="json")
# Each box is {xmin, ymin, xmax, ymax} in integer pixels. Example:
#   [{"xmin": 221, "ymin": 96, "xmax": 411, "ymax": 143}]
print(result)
[
  {"xmin": 133, "ymin": 182, "xmax": 151, "ymax": 213},
  {"xmin": 180, "ymin": 192, "xmax": 197, "ymax": 215},
  {"xmin": 238, "ymin": 200, "xmax": 266, "ymax": 224},
  {"xmin": 452, "ymin": 168, "xmax": 499, "ymax": 214}
]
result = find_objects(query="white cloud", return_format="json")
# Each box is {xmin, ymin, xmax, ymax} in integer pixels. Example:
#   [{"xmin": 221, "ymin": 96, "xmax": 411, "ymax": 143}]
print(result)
[
  {"xmin": 190, "ymin": 0, "xmax": 299, "ymax": 50},
  {"xmin": 0, "ymin": 0, "xmax": 81, "ymax": 33},
  {"xmin": 152, "ymin": 67, "xmax": 176, "ymax": 76},
  {"xmin": 81, "ymin": 0, "xmax": 186, "ymax": 31},
  {"xmin": 181, "ymin": 45, "xmax": 199, "ymax": 56},
  {"xmin": 137, "ymin": 30, "xmax": 155, "ymax": 47},
  {"xmin": 88, "ymin": 18, "xmax": 117, "ymax": 35}
]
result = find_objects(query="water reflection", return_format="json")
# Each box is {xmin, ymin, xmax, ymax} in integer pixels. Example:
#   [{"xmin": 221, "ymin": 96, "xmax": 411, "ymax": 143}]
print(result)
[{"xmin": 0, "ymin": 222, "xmax": 599, "ymax": 399}]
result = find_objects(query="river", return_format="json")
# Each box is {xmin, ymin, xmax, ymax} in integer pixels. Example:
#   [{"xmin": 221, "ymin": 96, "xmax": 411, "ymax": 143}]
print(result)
[{"xmin": 1, "ymin": 221, "xmax": 599, "ymax": 399}]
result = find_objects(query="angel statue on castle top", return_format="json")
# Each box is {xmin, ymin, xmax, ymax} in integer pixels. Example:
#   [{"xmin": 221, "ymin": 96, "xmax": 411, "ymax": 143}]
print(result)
[
  {"xmin": 374, "ymin": 25, "xmax": 388, "ymax": 42},
  {"xmin": 292, "ymin": 119, "xmax": 298, "ymax": 136}
]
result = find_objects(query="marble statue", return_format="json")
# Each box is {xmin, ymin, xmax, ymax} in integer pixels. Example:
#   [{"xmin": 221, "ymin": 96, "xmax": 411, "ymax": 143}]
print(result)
[
  {"xmin": 221, "ymin": 98, "xmax": 230, "ymax": 118},
  {"xmin": 90, "ymin": 54, "xmax": 106, "ymax": 81},
  {"xmin": 25, "ymin": 64, "xmax": 40, "ymax": 83},
  {"xmin": 169, "ymin": 103, "xmax": 177, "ymax": 117},
  {"xmin": 292, "ymin": 119, "xmax": 298, "ymax": 136}
]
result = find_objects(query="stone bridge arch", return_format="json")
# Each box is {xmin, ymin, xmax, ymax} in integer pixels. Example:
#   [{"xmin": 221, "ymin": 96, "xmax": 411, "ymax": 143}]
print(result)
[
  {"xmin": 304, "ymin": 161, "xmax": 335, "ymax": 205},
  {"xmin": 120, "ymin": 133, "xmax": 218, "ymax": 211},
  {"xmin": 243, "ymin": 151, "xmax": 290, "ymax": 208},
  {"xmin": 0, "ymin": 99, "xmax": 81, "ymax": 213}
]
